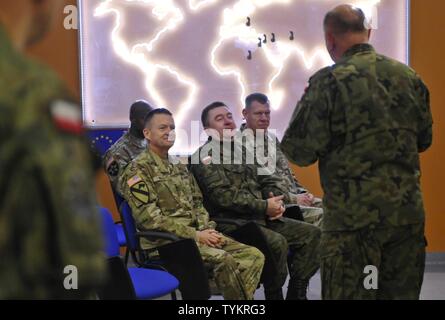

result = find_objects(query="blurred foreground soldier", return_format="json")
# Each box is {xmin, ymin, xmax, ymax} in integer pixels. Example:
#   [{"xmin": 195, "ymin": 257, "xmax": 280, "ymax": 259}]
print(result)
[
  {"xmin": 120, "ymin": 109, "xmax": 265, "ymax": 300},
  {"xmin": 191, "ymin": 102, "xmax": 320, "ymax": 300},
  {"xmin": 241, "ymin": 93, "xmax": 323, "ymax": 226},
  {"xmin": 282, "ymin": 4, "xmax": 432, "ymax": 300},
  {"xmin": 0, "ymin": 0, "xmax": 105, "ymax": 299},
  {"xmin": 103, "ymin": 100, "xmax": 153, "ymax": 195}
]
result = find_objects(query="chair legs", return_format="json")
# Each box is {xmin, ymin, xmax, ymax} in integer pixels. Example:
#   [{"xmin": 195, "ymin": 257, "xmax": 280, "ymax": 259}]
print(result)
[{"xmin": 124, "ymin": 248, "xmax": 130, "ymax": 265}]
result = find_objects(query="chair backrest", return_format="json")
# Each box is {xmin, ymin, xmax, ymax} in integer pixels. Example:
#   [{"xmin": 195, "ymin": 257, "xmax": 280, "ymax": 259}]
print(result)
[
  {"xmin": 118, "ymin": 201, "xmax": 140, "ymax": 253},
  {"xmin": 112, "ymin": 191, "xmax": 126, "ymax": 221},
  {"xmin": 116, "ymin": 201, "xmax": 211, "ymax": 299},
  {"xmin": 101, "ymin": 207, "xmax": 121, "ymax": 257},
  {"xmin": 98, "ymin": 207, "xmax": 138, "ymax": 299}
]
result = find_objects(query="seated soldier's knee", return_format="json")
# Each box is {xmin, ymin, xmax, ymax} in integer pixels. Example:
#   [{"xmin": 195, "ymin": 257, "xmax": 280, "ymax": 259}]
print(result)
[
  {"xmin": 308, "ymin": 225, "xmax": 321, "ymax": 243},
  {"xmin": 249, "ymin": 246, "xmax": 265, "ymax": 265},
  {"xmin": 268, "ymin": 233, "xmax": 288, "ymax": 254},
  {"xmin": 217, "ymin": 252, "xmax": 238, "ymax": 269}
]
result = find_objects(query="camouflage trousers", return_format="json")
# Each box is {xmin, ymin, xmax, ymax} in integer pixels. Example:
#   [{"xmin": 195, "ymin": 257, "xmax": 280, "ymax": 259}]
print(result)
[
  {"xmin": 199, "ymin": 235, "xmax": 265, "ymax": 300},
  {"xmin": 321, "ymin": 223, "xmax": 426, "ymax": 300},
  {"xmin": 262, "ymin": 217, "xmax": 321, "ymax": 293},
  {"xmin": 217, "ymin": 218, "xmax": 320, "ymax": 295},
  {"xmin": 300, "ymin": 196, "xmax": 323, "ymax": 227},
  {"xmin": 300, "ymin": 206, "xmax": 323, "ymax": 227}
]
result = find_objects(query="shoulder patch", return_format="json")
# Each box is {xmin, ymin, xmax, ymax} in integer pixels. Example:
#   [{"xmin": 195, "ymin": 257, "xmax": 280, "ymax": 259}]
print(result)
[
  {"xmin": 106, "ymin": 157, "xmax": 120, "ymax": 177},
  {"xmin": 130, "ymin": 181, "xmax": 149, "ymax": 204},
  {"xmin": 50, "ymin": 100, "xmax": 83, "ymax": 135},
  {"xmin": 127, "ymin": 175, "xmax": 142, "ymax": 187}
]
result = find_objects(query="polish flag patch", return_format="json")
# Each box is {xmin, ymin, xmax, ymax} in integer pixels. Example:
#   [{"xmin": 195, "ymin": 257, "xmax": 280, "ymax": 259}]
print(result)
[{"xmin": 50, "ymin": 100, "xmax": 83, "ymax": 135}]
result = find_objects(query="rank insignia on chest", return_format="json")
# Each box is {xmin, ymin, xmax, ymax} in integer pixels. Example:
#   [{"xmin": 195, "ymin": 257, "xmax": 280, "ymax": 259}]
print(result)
[{"xmin": 130, "ymin": 181, "xmax": 149, "ymax": 204}]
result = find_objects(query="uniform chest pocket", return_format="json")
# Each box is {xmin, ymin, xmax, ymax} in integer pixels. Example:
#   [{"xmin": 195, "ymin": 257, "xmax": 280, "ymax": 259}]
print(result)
[
  {"xmin": 222, "ymin": 164, "xmax": 245, "ymax": 185},
  {"xmin": 152, "ymin": 176, "xmax": 178, "ymax": 211},
  {"xmin": 222, "ymin": 164, "xmax": 244, "ymax": 173}
]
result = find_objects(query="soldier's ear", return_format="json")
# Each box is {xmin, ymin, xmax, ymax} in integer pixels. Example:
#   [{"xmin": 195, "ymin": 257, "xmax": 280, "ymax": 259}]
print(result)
[
  {"xmin": 143, "ymin": 127, "xmax": 150, "ymax": 140},
  {"xmin": 325, "ymin": 32, "xmax": 337, "ymax": 61},
  {"xmin": 242, "ymin": 108, "xmax": 248, "ymax": 120}
]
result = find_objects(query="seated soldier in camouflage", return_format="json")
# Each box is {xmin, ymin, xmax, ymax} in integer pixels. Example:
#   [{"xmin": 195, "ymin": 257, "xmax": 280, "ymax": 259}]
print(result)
[
  {"xmin": 119, "ymin": 108, "xmax": 265, "ymax": 300},
  {"xmin": 241, "ymin": 93, "xmax": 323, "ymax": 227},
  {"xmin": 103, "ymin": 100, "xmax": 153, "ymax": 195},
  {"xmin": 189, "ymin": 102, "xmax": 321, "ymax": 300}
]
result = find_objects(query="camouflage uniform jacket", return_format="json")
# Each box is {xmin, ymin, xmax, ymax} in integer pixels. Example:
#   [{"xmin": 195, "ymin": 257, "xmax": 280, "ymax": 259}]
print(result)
[
  {"xmin": 240, "ymin": 123, "xmax": 308, "ymax": 198},
  {"xmin": 103, "ymin": 131, "xmax": 147, "ymax": 195},
  {"xmin": 0, "ymin": 26, "xmax": 105, "ymax": 298},
  {"xmin": 120, "ymin": 149, "xmax": 216, "ymax": 250},
  {"xmin": 190, "ymin": 137, "xmax": 290, "ymax": 223},
  {"xmin": 275, "ymin": 138, "xmax": 308, "ymax": 196},
  {"xmin": 281, "ymin": 44, "xmax": 433, "ymax": 231}
]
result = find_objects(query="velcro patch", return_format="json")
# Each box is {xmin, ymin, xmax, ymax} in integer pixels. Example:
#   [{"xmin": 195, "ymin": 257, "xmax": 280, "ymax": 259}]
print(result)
[
  {"xmin": 106, "ymin": 158, "xmax": 119, "ymax": 177},
  {"xmin": 127, "ymin": 175, "xmax": 142, "ymax": 187},
  {"xmin": 130, "ymin": 181, "xmax": 149, "ymax": 204},
  {"xmin": 50, "ymin": 100, "xmax": 83, "ymax": 135}
]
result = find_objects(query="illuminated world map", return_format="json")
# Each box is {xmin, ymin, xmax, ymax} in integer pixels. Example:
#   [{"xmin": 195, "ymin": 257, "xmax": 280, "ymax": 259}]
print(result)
[{"xmin": 79, "ymin": 0, "xmax": 409, "ymax": 154}]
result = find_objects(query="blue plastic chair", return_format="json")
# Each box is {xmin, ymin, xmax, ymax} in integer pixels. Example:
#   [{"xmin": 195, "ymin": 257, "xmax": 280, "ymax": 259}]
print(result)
[
  {"xmin": 100, "ymin": 207, "xmax": 179, "ymax": 300},
  {"xmin": 115, "ymin": 223, "xmax": 126, "ymax": 247},
  {"xmin": 89, "ymin": 129, "xmax": 128, "ymax": 249},
  {"xmin": 118, "ymin": 200, "xmax": 212, "ymax": 300}
]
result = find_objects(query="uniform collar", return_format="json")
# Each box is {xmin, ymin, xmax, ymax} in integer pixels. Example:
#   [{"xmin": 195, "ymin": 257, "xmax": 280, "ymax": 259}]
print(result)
[
  {"xmin": 123, "ymin": 131, "xmax": 147, "ymax": 148},
  {"xmin": 342, "ymin": 43, "xmax": 375, "ymax": 59},
  {"xmin": 147, "ymin": 149, "xmax": 172, "ymax": 173}
]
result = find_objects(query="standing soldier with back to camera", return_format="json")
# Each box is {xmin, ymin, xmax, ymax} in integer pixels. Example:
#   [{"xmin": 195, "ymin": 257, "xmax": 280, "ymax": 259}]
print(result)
[
  {"xmin": 281, "ymin": 4, "xmax": 433, "ymax": 299},
  {"xmin": 0, "ymin": 0, "xmax": 106, "ymax": 299}
]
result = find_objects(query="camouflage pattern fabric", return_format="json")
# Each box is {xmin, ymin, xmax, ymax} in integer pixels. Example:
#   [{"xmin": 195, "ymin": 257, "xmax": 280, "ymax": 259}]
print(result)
[
  {"xmin": 190, "ymin": 138, "xmax": 320, "ymax": 293},
  {"xmin": 0, "ymin": 26, "xmax": 106, "ymax": 299},
  {"xmin": 190, "ymin": 137, "xmax": 291, "ymax": 221},
  {"xmin": 199, "ymin": 235, "xmax": 265, "ymax": 300},
  {"xmin": 103, "ymin": 131, "xmax": 147, "ymax": 195},
  {"xmin": 282, "ymin": 43, "xmax": 432, "ymax": 232},
  {"xmin": 273, "ymin": 136, "xmax": 323, "ymax": 226},
  {"xmin": 120, "ymin": 149, "xmax": 264, "ymax": 300},
  {"xmin": 240, "ymin": 124, "xmax": 323, "ymax": 226},
  {"xmin": 282, "ymin": 43, "xmax": 432, "ymax": 299},
  {"xmin": 321, "ymin": 223, "xmax": 426, "ymax": 300}
]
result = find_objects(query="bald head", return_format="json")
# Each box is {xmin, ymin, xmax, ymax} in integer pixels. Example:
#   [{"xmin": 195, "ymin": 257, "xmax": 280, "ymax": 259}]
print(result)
[
  {"xmin": 323, "ymin": 4, "xmax": 371, "ymax": 62},
  {"xmin": 130, "ymin": 100, "xmax": 153, "ymax": 122},
  {"xmin": 129, "ymin": 100, "xmax": 153, "ymax": 139},
  {"xmin": 324, "ymin": 4, "xmax": 368, "ymax": 36}
]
